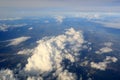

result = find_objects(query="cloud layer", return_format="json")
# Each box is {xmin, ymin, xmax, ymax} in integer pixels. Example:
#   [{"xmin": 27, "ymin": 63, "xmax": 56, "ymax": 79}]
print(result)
[
  {"xmin": 0, "ymin": 0, "xmax": 120, "ymax": 17},
  {"xmin": 0, "ymin": 28, "xmax": 118, "ymax": 80},
  {"xmin": 24, "ymin": 28, "xmax": 84, "ymax": 76}
]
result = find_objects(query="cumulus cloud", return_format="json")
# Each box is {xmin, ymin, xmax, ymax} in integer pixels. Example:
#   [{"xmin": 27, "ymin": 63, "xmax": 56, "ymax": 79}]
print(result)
[
  {"xmin": 105, "ymin": 56, "xmax": 118, "ymax": 63},
  {"xmin": 90, "ymin": 61, "xmax": 107, "ymax": 70},
  {"xmin": 95, "ymin": 42, "xmax": 113, "ymax": 54},
  {"xmin": 90, "ymin": 56, "xmax": 118, "ymax": 70},
  {"xmin": 0, "ymin": 27, "xmax": 118, "ymax": 79},
  {"xmin": 57, "ymin": 70, "xmax": 76, "ymax": 80},
  {"xmin": 8, "ymin": 36, "xmax": 31, "ymax": 46},
  {"xmin": 27, "ymin": 76, "xmax": 43, "ymax": 80},
  {"xmin": 24, "ymin": 28, "xmax": 84, "ymax": 75},
  {"xmin": 95, "ymin": 47, "xmax": 113, "ymax": 54},
  {"xmin": 54, "ymin": 16, "xmax": 65, "ymax": 23},
  {"xmin": 0, "ymin": 69, "xmax": 16, "ymax": 80}
]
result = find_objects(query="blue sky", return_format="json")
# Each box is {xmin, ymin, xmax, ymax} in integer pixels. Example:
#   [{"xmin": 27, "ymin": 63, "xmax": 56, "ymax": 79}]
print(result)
[{"xmin": 0, "ymin": 0, "xmax": 120, "ymax": 17}]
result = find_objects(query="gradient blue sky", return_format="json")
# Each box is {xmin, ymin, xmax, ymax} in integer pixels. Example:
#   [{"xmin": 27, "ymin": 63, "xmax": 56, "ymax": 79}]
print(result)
[{"xmin": 0, "ymin": 0, "xmax": 120, "ymax": 17}]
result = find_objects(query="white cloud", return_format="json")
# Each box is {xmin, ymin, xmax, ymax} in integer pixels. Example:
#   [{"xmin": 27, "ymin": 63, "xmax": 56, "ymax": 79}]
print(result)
[
  {"xmin": 64, "ymin": 53, "xmax": 75, "ymax": 62},
  {"xmin": 28, "ymin": 27, "xmax": 33, "ymax": 30},
  {"xmin": 17, "ymin": 49, "xmax": 33, "ymax": 55},
  {"xmin": 95, "ymin": 42, "xmax": 113, "ymax": 54},
  {"xmin": 8, "ymin": 36, "xmax": 31, "ymax": 46},
  {"xmin": 105, "ymin": 56, "xmax": 118, "ymax": 63},
  {"xmin": 24, "ymin": 28, "xmax": 84, "ymax": 75},
  {"xmin": 104, "ymin": 42, "xmax": 113, "ymax": 47},
  {"xmin": 90, "ymin": 61, "xmax": 107, "ymax": 70},
  {"xmin": 27, "ymin": 76, "xmax": 43, "ymax": 80},
  {"xmin": 54, "ymin": 16, "xmax": 65, "ymax": 23},
  {"xmin": 95, "ymin": 47, "xmax": 112, "ymax": 54},
  {"xmin": 90, "ymin": 56, "xmax": 118, "ymax": 70},
  {"xmin": 0, "ymin": 24, "xmax": 9, "ymax": 31},
  {"xmin": 0, "ymin": 69, "xmax": 16, "ymax": 80},
  {"xmin": 0, "ymin": 27, "xmax": 118, "ymax": 79},
  {"xmin": 57, "ymin": 70, "xmax": 76, "ymax": 80}
]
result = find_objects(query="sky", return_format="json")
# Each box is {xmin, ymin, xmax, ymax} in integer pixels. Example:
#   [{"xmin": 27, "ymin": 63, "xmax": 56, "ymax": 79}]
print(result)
[{"xmin": 0, "ymin": 0, "xmax": 120, "ymax": 17}]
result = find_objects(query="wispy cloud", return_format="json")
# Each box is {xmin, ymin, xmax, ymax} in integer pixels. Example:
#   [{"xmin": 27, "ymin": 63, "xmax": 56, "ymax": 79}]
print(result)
[
  {"xmin": 0, "ymin": 17, "xmax": 22, "ymax": 21},
  {"xmin": 0, "ymin": 23, "xmax": 27, "ymax": 31},
  {"xmin": 17, "ymin": 49, "xmax": 33, "ymax": 55},
  {"xmin": 8, "ymin": 36, "xmax": 31, "ymax": 46},
  {"xmin": 94, "ymin": 20, "xmax": 120, "ymax": 29}
]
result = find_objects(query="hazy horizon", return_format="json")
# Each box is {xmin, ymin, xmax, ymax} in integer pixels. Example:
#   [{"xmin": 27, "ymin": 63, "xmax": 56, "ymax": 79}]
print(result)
[{"xmin": 0, "ymin": 0, "xmax": 120, "ymax": 18}]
